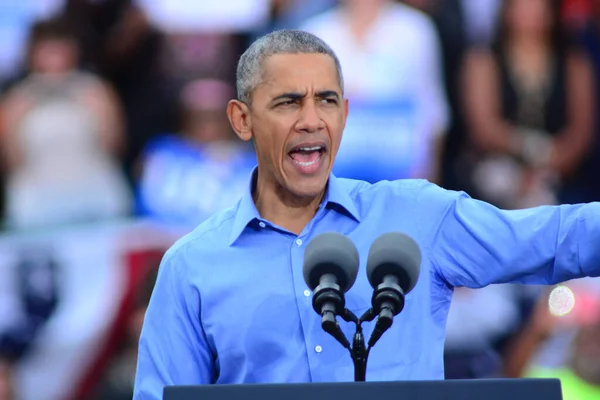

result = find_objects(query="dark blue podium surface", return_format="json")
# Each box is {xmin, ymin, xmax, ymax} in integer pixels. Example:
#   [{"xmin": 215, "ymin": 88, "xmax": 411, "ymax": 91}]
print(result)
[{"xmin": 164, "ymin": 378, "xmax": 562, "ymax": 400}]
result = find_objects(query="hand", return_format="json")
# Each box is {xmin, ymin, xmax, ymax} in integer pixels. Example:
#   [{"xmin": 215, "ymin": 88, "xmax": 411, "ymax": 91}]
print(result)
[
  {"xmin": 516, "ymin": 167, "xmax": 558, "ymax": 208},
  {"xmin": 518, "ymin": 128, "xmax": 553, "ymax": 169}
]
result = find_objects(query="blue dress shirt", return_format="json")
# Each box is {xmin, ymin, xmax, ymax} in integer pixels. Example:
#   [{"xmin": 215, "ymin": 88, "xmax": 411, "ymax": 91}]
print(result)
[{"xmin": 134, "ymin": 171, "xmax": 600, "ymax": 399}]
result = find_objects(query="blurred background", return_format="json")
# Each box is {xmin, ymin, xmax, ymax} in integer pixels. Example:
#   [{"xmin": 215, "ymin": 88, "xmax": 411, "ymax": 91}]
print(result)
[{"xmin": 0, "ymin": 0, "xmax": 600, "ymax": 399}]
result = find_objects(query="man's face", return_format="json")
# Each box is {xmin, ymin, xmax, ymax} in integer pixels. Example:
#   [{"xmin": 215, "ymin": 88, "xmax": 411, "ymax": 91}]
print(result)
[{"xmin": 246, "ymin": 53, "xmax": 347, "ymax": 199}]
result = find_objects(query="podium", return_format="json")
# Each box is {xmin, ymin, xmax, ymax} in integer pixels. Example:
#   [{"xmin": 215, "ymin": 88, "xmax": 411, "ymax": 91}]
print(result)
[{"xmin": 164, "ymin": 378, "xmax": 563, "ymax": 400}]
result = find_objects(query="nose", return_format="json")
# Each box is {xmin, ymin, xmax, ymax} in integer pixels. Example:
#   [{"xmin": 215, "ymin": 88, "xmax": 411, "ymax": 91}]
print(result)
[{"xmin": 296, "ymin": 102, "xmax": 325, "ymax": 134}]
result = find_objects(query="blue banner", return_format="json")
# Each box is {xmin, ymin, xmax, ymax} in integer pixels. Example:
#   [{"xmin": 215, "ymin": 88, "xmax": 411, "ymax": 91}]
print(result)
[
  {"xmin": 136, "ymin": 135, "xmax": 256, "ymax": 227},
  {"xmin": 333, "ymin": 97, "xmax": 422, "ymax": 183}
]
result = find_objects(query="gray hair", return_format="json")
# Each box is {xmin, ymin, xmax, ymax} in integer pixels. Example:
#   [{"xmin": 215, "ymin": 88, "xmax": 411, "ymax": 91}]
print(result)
[{"xmin": 236, "ymin": 29, "xmax": 344, "ymax": 105}]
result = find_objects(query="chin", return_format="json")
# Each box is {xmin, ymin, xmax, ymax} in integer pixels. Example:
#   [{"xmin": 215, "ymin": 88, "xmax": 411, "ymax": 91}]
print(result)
[{"xmin": 286, "ymin": 174, "xmax": 329, "ymax": 199}]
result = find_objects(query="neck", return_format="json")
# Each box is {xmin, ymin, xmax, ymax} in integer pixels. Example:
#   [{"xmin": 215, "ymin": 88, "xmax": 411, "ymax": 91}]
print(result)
[
  {"xmin": 34, "ymin": 68, "xmax": 74, "ymax": 82},
  {"xmin": 253, "ymin": 169, "xmax": 325, "ymax": 235},
  {"xmin": 507, "ymin": 35, "xmax": 550, "ymax": 54}
]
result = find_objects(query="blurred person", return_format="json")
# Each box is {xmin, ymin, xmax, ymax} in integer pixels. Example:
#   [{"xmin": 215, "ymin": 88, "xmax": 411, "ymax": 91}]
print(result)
[
  {"xmin": 504, "ymin": 287, "xmax": 600, "ymax": 399},
  {"xmin": 61, "ymin": 0, "xmax": 178, "ymax": 186},
  {"xmin": 565, "ymin": 0, "xmax": 600, "ymax": 204},
  {"xmin": 300, "ymin": 0, "xmax": 449, "ymax": 183},
  {"xmin": 443, "ymin": 284, "xmax": 537, "ymax": 379},
  {"xmin": 403, "ymin": 0, "xmax": 504, "ymax": 198},
  {"xmin": 0, "ymin": 18, "xmax": 132, "ymax": 230},
  {"xmin": 461, "ymin": 0, "xmax": 595, "ymax": 209},
  {"xmin": 135, "ymin": 79, "xmax": 256, "ymax": 228},
  {"xmin": 135, "ymin": 30, "xmax": 600, "ymax": 397},
  {"xmin": 400, "ymin": 0, "xmax": 478, "ymax": 197}
]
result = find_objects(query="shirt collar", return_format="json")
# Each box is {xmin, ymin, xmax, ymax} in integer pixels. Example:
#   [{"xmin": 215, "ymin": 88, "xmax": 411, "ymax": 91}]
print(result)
[{"xmin": 228, "ymin": 167, "xmax": 361, "ymax": 246}]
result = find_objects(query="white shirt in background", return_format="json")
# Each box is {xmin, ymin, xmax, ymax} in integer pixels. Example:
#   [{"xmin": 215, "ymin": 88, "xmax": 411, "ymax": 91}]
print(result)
[{"xmin": 301, "ymin": 2, "xmax": 449, "ymax": 182}]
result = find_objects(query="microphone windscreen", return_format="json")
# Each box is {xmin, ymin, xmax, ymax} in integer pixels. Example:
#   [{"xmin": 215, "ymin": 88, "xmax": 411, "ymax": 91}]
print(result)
[
  {"xmin": 366, "ymin": 232, "xmax": 421, "ymax": 294},
  {"xmin": 303, "ymin": 232, "xmax": 359, "ymax": 293}
]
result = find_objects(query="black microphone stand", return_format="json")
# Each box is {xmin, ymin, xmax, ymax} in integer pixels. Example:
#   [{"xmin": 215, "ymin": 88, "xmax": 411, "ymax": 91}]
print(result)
[
  {"xmin": 313, "ymin": 282, "xmax": 402, "ymax": 381},
  {"xmin": 334, "ymin": 308, "xmax": 381, "ymax": 382}
]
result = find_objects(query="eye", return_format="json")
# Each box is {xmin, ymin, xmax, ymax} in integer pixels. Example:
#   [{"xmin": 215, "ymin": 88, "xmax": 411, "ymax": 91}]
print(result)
[
  {"xmin": 277, "ymin": 99, "xmax": 296, "ymax": 107},
  {"xmin": 320, "ymin": 98, "xmax": 337, "ymax": 105}
]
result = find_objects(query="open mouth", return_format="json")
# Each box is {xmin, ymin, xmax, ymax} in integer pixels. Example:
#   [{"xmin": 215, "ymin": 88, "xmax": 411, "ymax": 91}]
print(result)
[{"xmin": 288, "ymin": 143, "xmax": 327, "ymax": 174}]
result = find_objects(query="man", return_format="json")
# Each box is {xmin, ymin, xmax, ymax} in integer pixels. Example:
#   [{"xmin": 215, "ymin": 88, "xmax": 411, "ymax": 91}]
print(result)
[{"xmin": 134, "ymin": 30, "xmax": 600, "ymax": 398}]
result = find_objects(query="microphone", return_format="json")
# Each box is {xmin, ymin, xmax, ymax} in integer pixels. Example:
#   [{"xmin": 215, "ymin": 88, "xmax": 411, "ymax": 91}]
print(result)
[
  {"xmin": 303, "ymin": 232, "xmax": 359, "ymax": 349},
  {"xmin": 366, "ymin": 232, "xmax": 421, "ymax": 347}
]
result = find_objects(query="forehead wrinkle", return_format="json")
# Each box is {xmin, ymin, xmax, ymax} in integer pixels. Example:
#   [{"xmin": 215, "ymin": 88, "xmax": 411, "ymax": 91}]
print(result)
[{"xmin": 255, "ymin": 54, "xmax": 341, "ymax": 104}]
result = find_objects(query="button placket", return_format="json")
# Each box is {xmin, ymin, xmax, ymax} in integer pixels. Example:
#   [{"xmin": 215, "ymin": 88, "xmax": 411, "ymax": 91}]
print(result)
[{"xmin": 289, "ymin": 235, "xmax": 321, "ymax": 379}]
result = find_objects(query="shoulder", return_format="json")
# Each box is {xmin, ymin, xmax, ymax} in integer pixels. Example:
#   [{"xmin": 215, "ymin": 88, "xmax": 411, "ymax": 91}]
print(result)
[
  {"xmin": 340, "ymin": 177, "xmax": 462, "ymax": 213},
  {"xmin": 160, "ymin": 206, "xmax": 239, "ymax": 269},
  {"xmin": 2, "ymin": 76, "xmax": 38, "ymax": 102},
  {"xmin": 70, "ymin": 71, "xmax": 118, "ymax": 100}
]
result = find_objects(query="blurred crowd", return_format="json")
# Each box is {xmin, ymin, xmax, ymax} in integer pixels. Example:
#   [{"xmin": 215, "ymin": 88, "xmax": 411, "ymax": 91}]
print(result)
[{"xmin": 1, "ymin": 0, "xmax": 600, "ymax": 399}]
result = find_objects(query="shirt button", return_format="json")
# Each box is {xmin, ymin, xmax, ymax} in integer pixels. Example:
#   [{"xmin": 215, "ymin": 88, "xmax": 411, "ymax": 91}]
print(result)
[
  {"xmin": 303, "ymin": 289, "xmax": 311, "ymax": 297},
  {"xmin": 315, "ymin": 345, "xmax": 322, "ymax": 353},
  {"xmin": 258, "ymin": 222, "xmax": 266, "ymax": 228},
  {"xmin": 296, "ymin": 238, "xmax": 303, "ymax": 246}
]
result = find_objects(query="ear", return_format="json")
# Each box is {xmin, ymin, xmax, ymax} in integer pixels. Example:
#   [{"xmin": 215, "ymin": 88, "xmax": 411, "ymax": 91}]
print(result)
[
  {"xmin": 227, "ymin": 100, "xmax": 253, "ymax": 142},
  {"xmin": 343, "ymin": 98, "xmax": 349, "ymax": 118},
  {"xmin": 342, "ymin": 98, "xmax": 349, "ymax": 128}
]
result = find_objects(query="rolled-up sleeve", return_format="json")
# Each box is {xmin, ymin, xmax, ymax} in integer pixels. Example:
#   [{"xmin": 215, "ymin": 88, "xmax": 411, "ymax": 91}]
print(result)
[
  {"xmin": 133, "ymin": 246, "xmax": 215, "ymax": 400},
  {"xmin": 424, "ymin": 185, "xmax": 600, "ymax": 288}
]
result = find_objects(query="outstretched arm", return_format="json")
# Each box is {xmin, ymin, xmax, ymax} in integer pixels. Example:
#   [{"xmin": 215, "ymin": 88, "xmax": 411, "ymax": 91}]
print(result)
[
  {"xmin": 134, "ymin": 247, "xmax": 215, "ymax": 399},
  {"xmin": 422, "ymin": 185, "xmax": 600, "ymax": 288}
]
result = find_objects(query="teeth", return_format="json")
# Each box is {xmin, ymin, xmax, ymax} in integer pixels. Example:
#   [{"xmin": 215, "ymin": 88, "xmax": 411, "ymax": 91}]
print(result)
[
  {"xmin": 298, "ymin": 146, "xmax": 322, "ymax": 151},
  {"xmin": 297, "ymin": 159, "xmax": 319, "ymax": 166}
]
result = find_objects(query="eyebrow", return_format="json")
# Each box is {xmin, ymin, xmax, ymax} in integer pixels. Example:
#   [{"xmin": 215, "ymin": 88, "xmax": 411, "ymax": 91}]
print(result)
[
  {"xmin": 316, "ymin": 90, "xmax": 340, "ymax": 100},
  {"xmin": 271, "ymin": 90, "xmax": 340, "ymax": 103},
  {"xmin": 272, "ymin": 92, "xmax": 305, "ymax": 103}
]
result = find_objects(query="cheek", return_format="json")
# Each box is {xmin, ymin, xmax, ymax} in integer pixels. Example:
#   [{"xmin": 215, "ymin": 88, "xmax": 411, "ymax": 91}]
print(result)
[
  {"xmin": 327, "ymin": 114, "xmax": 345, "ymax": 150},
  {"xmin": 253, "ymin": 121, "xmax": 287, "ymax": 163},
  {"xmin": 265, "ymin": 118, "xmax": 293, "ymax": 154}
]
